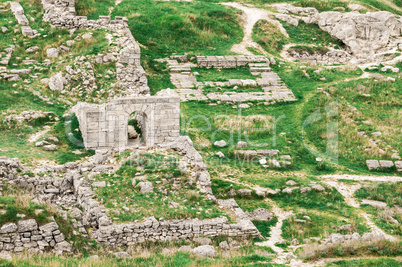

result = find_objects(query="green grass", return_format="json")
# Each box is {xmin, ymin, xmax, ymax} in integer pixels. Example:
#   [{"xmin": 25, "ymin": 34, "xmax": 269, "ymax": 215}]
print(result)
[
  {"xmin": 76, "ymin": 0, "xmax": 115, "ymax": 20},
  {"xmin": 112, "ymin": 0, "xmax": 243, "ymax": 55},
  {"xmin": 252, "ymin": 20, "xmax": 287, "ymax": 56},
  {"xmin": 93, "ymin": 153, "xmax": 226, "ymax": 222},
  {"xmin": 0, "ymin": 249, "xmax": 283, "ymax": 267},
  {"xmin": 327, "ymin": 258, "xmax": 402, "ymax": 267},
  {"xmin": 253, "ymin": 217, "xmax": 278, "ymax": 238},
  {"xmin": 281, "ymin": 20, "xmax": 344, "ymax": 48},
  {"xmin": 282, "ymin": 212, "xmax": 369, "ymax": 242},
  {"xmin": 355, "ymin": 182, "xmax": 402, "ymax": 206},
  {"xmin": 0, "ymin": 196, "xmax": 53, "ymax": 225},
  {"xmin": 193, "ymin": 66, "xmax": 258, "ymax": 82}
]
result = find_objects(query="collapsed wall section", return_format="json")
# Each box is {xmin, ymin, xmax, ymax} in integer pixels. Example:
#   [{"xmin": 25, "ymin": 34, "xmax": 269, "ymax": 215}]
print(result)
[{"xmin": 41, "ymin": 0, "xmax": 149, "ymax": 95}]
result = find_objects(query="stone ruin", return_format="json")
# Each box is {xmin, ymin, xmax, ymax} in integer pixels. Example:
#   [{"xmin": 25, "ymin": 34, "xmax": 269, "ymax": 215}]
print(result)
[{"xmin": 72, "ymin": 89, "xmax": 180, "ymax": 150}]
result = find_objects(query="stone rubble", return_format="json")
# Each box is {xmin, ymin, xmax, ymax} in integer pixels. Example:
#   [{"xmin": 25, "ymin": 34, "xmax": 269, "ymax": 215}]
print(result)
[{"xmin": 41, "ymin": 0, "xmax": 149, "ymax": 95}]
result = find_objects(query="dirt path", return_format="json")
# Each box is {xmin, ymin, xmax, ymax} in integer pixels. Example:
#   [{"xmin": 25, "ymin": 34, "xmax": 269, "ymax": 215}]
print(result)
[
  {"xmin": 28, "ymin": 127, "xmax": 50, "ymax": 143},
  {"xmin": 221, "ymin": 2, "xmax": 288, "ymax": 55},
  {"xmin": 321, "ymin": 174, "xmax": 402, "ymax": 183},
  {"xmin": 322, "ymin": 178, "xmax": 400, "ymax": 242},
  {"xmin": 255, "ymin": 200, "xmax": 295, "ymax": 264}
]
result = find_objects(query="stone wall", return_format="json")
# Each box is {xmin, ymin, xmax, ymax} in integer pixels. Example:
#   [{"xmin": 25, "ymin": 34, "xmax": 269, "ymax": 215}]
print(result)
[
  {"xmin": 0, "ymin": 154, "xmax": 260, "ymax": 248},
  {"xmin": 196, "ymin": 55, "xmax": 269, "ymax": 68},
  {"xmin": 0, "ymin": 219, "xmax": 72, "ymax": 254},
  {"xmin": 41, "ymin": 0, "xmax": 149, "ymax": 95},
  {"xmin": 72, "ymin": 89, "xmax": 181, "ymax": 150}
]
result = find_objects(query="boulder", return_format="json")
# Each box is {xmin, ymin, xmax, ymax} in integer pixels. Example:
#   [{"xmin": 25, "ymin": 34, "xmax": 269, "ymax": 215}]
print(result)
[
  {"xmin": 54, "ymin": 241, "xmax": 73, "ymax": 252},
  {"xmin": 214, "ymin": 140, "xmax": 227, "ymax": 147},
  {"xmin": 193, "ymin": 237, "xmax": 212, "ymax": 245},
  {"xmin": 245, "ymin": 208, "xmax": 274, "ymax": 221},
  {"xmin": 348, "ymin": 4, "xmax": 366, "ymax": 11},
  {"xmin": 396, "ymin": 161, "xmax": 402, "ymax": 172},
  {"xmin": 43, "ymin": 144, "xmax": 57, "ymax": 151},
  {"xmin": 286, "ymin": 180, "xmax": 297, "ymax": 186},
  {"xmin": 127, "ymin": 125, "xmax": 138, "ymax": 139},
  {"xmin": 339, "ymin": 224, "xmax": 353, "ymax": 232},
  {"xmin": 215, "ymin": 151, "xmax": 225, "ymax": 158},
  {"xmin": 49, "ymin": 72, "xmax": 64, "ymax": 91},
  {"xmin": 379, "ymin": 160, "xmax": 394, "ymax": 169},
  {"xmin": 311, "ymin": 184, "xmax": 325, "ymax": 192},
  {"xmin": 26, "ymin": 46, "xmax": 39, "ymax": 52},
  {"xmin": 0, "ymin": 252, "xmax": 12, "ymax": 261},
  {"xmin": 361, "ymin": 199, "xmax": 387, "ymax": 208},
  {"xmin": 219, "ymin": 241, "xmax": 229, "ymax": 250},
  {"xmin": 46, "ymin": 48, "xmax": 59, "ymax": 58},
  {"xmin": 113, "ymin": 252, "xmax": 131, "ymax": 258},
  {"xmin": 137, "ymin": 181, "xmax": 153, "ymax": 193},
  {"xmin": 236, "ymin": 141, "xmax": 247, "ymax": 148},
  {"xmin": 192, "ymin": 245, "xmax": 216, "ymax": 258},
  {"xmin": 300, "ymin": 187, "xmax": 311, "ymax": 193},
  {"xmin": 237, "ymin": 189, "xmax": 252, "ymax": 196},
  {"xmin": 366, "ymin": 160, "xmax": 380, "ymax": 171},
  {"xmin": 178, "ymin": 246, "xmax": 192, "ymax": 252}
]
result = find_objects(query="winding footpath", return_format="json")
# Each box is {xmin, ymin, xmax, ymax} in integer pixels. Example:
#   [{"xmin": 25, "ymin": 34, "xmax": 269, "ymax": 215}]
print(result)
[{"xmin": 221, "ymin": 2, "xmax": 288, "ymax": 55}]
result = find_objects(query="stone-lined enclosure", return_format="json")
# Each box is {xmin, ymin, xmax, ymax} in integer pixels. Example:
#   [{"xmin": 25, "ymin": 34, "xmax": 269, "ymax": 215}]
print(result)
[
  {"xmin": 72, "ymin": 89, "xmax": 180, "ymax": 150},
  {"xmin": 41, "ymin": 0, "xmax": 149, "ymax": 96}
]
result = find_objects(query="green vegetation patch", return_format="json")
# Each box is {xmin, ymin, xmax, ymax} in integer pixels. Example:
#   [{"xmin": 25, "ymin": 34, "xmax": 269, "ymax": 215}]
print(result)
[
  {"xmin": 326, "ymin": 257, "xmax": 402, "ymax": 267},
  {"xmin": 193, "ymin": 66, "xmax": 258, "ymax": 82},
  {"xmin": 93, "ymin": 152, "xmax": 226, "ymax": 222},
  {"xmin": 355, "ymin": 182, "xmax": 402, "ymax": 206},
  {"xmin": 76, "ymin": 0, "xmax": 115, "ymax": 20},
  {"xmin": 282, "ymin": 212, "xmax": 368, "ymax": 243},
  {"xmin": 252, "ymin": 20, "xmax": 287, "ymax": 56}
]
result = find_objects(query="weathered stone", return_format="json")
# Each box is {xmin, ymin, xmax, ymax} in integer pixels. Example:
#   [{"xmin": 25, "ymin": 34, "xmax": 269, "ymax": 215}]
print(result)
[
  {"xmin": 214, "ymin": 140, "xmax": 227, "ymax": 147},
  {"xmin": 300, "ymin": 187, "xmax": 311, "ymax": 193},
  {"xmin": 311, "ymin": 184, "xmax": 325, "ymax": 192},
  {"xmin": 17, "ymin": 219, "xmax": 37, "ymax": 232},
  {"xmin": 245, "ymin": 208, "xmax": 274, "ymax": 221},
  {"xmin": 54, "ymin": 241, "xmax": 73, "ymax": 252},
  {"xmin": 113, "ymin": 251, "xmax": 131, "ymax": 258},
  {"xmin": 237, "ymin": 189, "xmax": 252, "ymax": 196},
  {"xmin": 46, "ymin": 48, "xmax": 59, "ymax": 58},
  {"xmin": 193, "ymin": 237, "xmax": 212, "ymax": 245},
  {"xmin": 136, "ymin": 181, "xmax": 153, "ymax": 194},
  {"xmin": 0, "ymin": 223, "xmax": 17, "ymax": 234},
  {"xmin": 49, "ymin": 72, "xmax": 64, "ymax": 91},
  {"xmin": 379, "ymin": 160, "xmax": 394, "ymax": 169},
  {"xmin": 127, "ymin": 125, "xmax": 138, "ymax": 139},
  {"xmin": 236, "ymin": 141, "xmax": 247, "ymax": 148},
  {"xmin": 192, "ymin": 245, "xmax": 216, "ymax": 258},
  {"xmin": 366, "ymin": 160, "xmax": 380, "ymax": 171},
  {"xmin": 39, "ymin": 222, "xmax": 58, "ymax": 233},
  {"xmin": 43, "ymin": 144, "xmax": 57, "ymax": 151}
]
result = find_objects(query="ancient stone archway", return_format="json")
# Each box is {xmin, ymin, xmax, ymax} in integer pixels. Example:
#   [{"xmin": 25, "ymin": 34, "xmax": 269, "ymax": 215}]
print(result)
[{"xmin": 72, "ymin": 90, "xmax": 180, "ymax": 150}]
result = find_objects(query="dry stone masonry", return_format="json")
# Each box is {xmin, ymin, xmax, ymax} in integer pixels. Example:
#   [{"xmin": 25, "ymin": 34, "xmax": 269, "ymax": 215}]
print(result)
[
  {"xmin": 41, "ymin": 0, "xmax": 149, "ymax": 95},
  {"xmin": 72, "ymin": 89, "xmax": 180, "ymax": 150},
  {"xmin": 165, "ymin": 55, "xmax": 296, "ymax": 103},
  {"xmin": 0, "ymin": 219, "xmax": 72, "ymax": 254}
]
